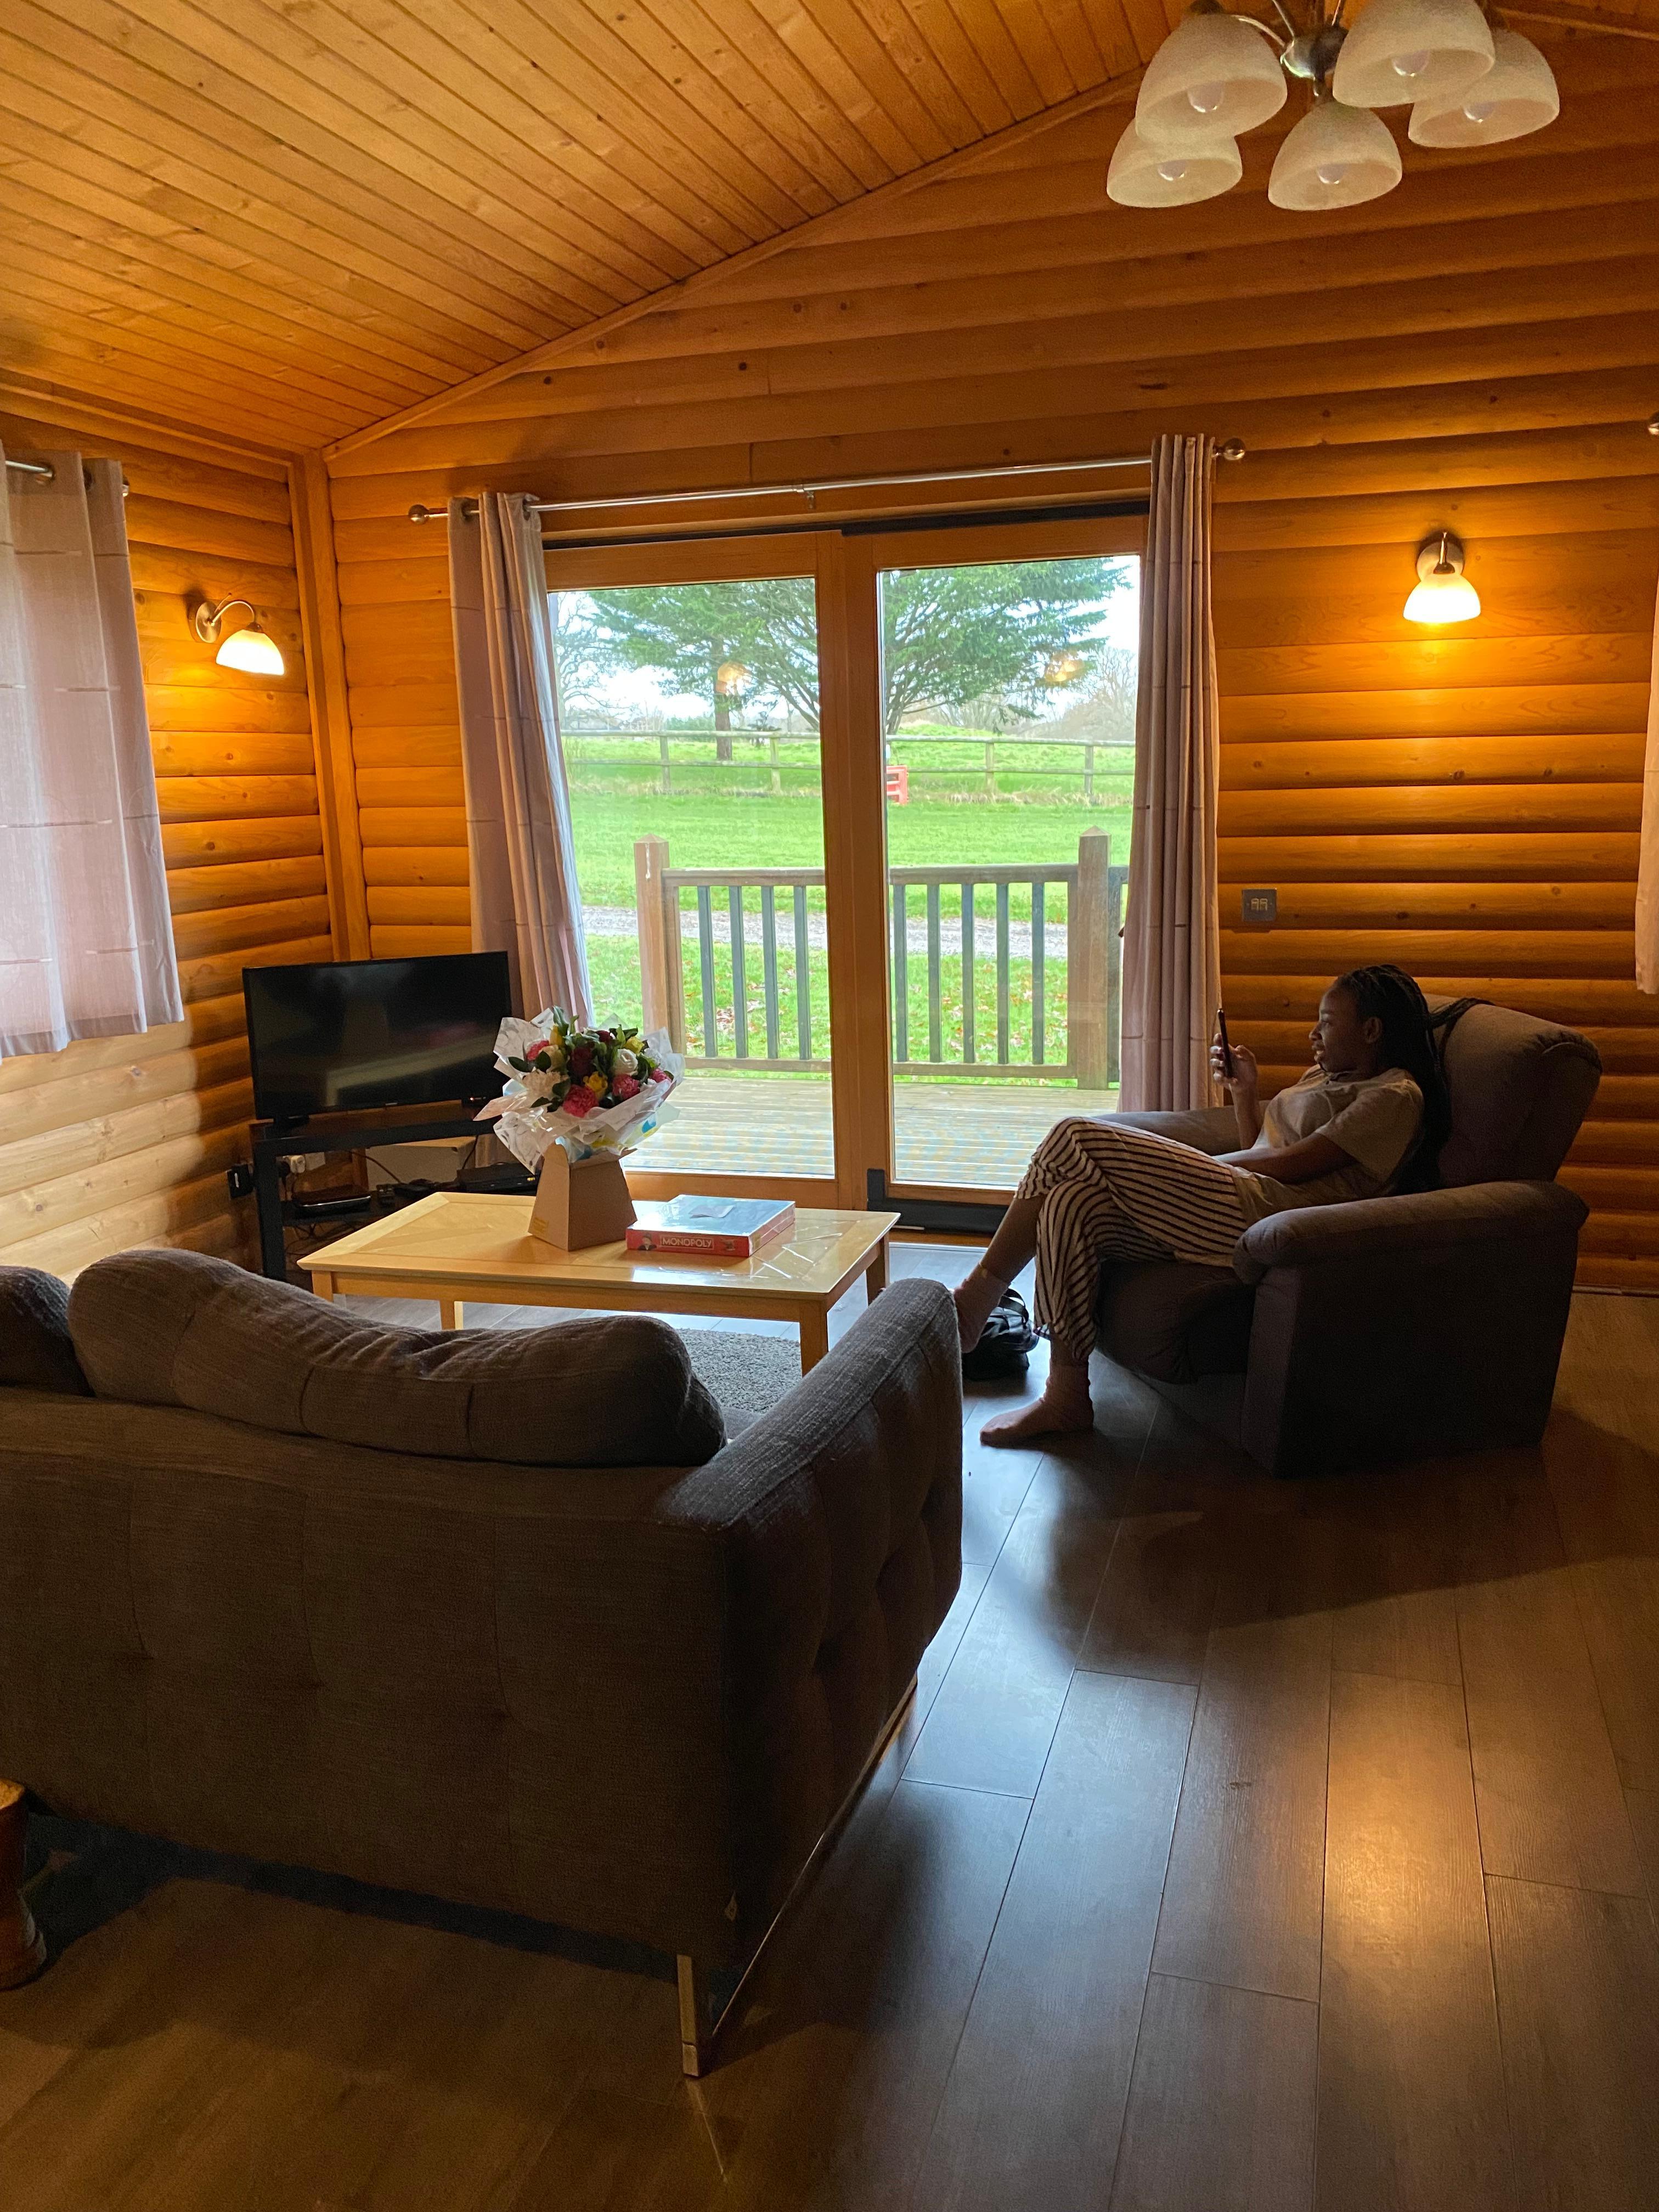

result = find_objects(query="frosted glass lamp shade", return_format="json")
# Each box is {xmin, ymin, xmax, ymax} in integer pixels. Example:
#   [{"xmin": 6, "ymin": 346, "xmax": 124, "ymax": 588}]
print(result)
[
  {"xmin": 1268, "ymin": 101, "xmax": 1403, "ymax": 210},
  {"xmin": 1404, "ymin": 534, "xmax": 1481, "ymax": 624},
  {"xmin": 1408, "ymin": 30, "xmax": 1559, "ymax": 144},
  {"xmin": 215, "ymin": 622, "xmax": 285, "ymax": 675},
  {"xmin": 1332, "ymin": 0, "xmax": 1493, "ymax": 108},
  {"xmin": 1134, "ymin": 8, "xmax": 1286, "ymax": 146},
  {"xmin": 1108, "ymin": 117, "xmax": 1243, "ymax": 206}
]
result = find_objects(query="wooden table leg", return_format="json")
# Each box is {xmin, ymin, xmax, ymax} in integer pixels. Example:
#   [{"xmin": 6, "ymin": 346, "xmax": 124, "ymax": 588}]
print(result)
[
  {"xmin": 313, "ymin": 1273, "xmax": 335, "ymax": 1303},
  {"xmin": 799, "ymin": 1307, "xmax": 830, "ymax": 1373},
  {"xmin": 0, "ymin": 1782, "xmax": 46, "ymax": 1990},
  {"xmin": 866, "ymin": 1237, "xmax": 888, "ymax": 1301},
  {"xmin": 438, "ymin": 1299, "xmax": 464, "ymax": 1331}
]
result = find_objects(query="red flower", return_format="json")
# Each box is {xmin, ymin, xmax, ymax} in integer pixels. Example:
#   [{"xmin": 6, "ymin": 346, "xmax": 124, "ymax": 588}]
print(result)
[
  {"xmin": 612, "ymin": 1073, "xmax": 641, "ymax": 1099},
  {"xmin": 568, "ymin": 1045, "xmax": 595, "ymax": 1078},
  {"xmin": 650, "ymin": 1066, "xmax": 671, "ymax": 1082},
  {"xmin": 562, "ymin": 1086, "xmax": 595, "ymax": 1118}
]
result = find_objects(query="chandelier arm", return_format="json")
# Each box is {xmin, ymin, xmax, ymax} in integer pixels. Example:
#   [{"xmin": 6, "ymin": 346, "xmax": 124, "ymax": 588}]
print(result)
[{"xmin": 1231, "ymin": 12, "xmax": 1290, "ymax": 46}]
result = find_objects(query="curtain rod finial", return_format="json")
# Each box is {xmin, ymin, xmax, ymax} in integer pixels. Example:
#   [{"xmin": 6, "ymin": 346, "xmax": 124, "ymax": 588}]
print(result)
[
  {"xmin": 1218, "ymin": 437, "xmax": 1246, "ymax": 461},
  {"xmin": 408, "ymin": 503, "xmax": 439, "ymax": 523}
]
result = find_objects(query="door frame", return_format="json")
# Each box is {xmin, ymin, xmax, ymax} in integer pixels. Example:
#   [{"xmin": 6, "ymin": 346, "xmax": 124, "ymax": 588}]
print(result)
[{"xmin": 541, "ymin": 507, "xmax": 1145, "ymax": 1215}]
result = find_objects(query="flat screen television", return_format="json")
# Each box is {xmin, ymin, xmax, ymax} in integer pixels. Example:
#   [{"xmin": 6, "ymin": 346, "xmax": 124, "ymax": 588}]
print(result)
[{"xmin": 244, "ymin": 952, "xmax": 514, "ymax": 1123}]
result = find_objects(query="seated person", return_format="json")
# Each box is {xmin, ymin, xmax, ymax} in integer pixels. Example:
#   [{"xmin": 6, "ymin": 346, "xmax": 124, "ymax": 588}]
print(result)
[{"xmin": 953, "ymin": 963, "xmax": 1449, "ymax": 1444}]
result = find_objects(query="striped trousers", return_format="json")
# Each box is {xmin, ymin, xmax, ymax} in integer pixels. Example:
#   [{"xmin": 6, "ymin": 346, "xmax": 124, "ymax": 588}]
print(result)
[{"xmin": 1015, "ymin": 1118, "xmax": 1250, "ymax": 1364}]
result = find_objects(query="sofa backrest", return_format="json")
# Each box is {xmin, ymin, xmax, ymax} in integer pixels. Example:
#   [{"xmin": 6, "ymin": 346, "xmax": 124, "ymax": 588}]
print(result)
[
  {"xmin": 65, "ymin": 1249, "xmax": 723, "ymax": 1466},
  {"xmin": 1429, "ymin": 997, "xmax": 1601, "ymax": 1187}
]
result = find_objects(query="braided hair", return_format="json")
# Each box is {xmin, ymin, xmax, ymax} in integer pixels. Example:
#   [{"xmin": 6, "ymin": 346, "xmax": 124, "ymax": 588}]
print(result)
[{"xmin": 1330, "ymin": 963, "xmax": 1451, "ymax": 1189}]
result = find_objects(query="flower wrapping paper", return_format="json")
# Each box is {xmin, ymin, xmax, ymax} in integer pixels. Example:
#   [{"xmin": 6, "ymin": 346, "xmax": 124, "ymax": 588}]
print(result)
[{"xmin": 475, "ymin": 1011, "xmax": 685, "ymax": 1168}]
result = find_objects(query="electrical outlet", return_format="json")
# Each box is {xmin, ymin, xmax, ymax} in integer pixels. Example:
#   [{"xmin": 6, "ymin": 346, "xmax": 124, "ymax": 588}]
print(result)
[
  {"xmin": 225, "ymin": 1163, "xmax": 256, "ymax": 1200},
  {"xmin": 1240, "ymin": 887, "xmax": 1277, "ymax": 926}
]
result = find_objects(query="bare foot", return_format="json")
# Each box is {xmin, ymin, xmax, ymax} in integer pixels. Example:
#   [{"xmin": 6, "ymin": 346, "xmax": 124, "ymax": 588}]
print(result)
[
  {"xmin": 952, "ymin": 1264, "xmax": 1006, "ymax": 1352},
  {"xmin": 980, "ymin": 1369, "xmax": 1094, "ymax": 1445}
]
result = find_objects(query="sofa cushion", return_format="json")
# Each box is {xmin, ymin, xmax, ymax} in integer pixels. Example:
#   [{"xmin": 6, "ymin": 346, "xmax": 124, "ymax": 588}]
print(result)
[
  {"xmin": 68, "ymin": 1250, "xmax": 724, "ymax": 1466},
  {"xmin": 0, "ymin": 1266, "xmax": 91, "ymax": 1396},
  {"xmin": 1097, "ymin": 1259, "xmax": 1253, "ymax": 1384}
]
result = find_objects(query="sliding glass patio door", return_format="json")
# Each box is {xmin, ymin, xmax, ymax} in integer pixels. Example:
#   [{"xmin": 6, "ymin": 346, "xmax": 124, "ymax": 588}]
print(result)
[
  {"xmin": 541, "ymin": 512, "xmax": 1142, "ymax": 1213},
  {"xmin": 543, "ymin": 535, "xmax": 840, "ymax": 1202},
  {"xmin": 854, "ymin": 515, "xmax": 1144, "ymax": 1202}
]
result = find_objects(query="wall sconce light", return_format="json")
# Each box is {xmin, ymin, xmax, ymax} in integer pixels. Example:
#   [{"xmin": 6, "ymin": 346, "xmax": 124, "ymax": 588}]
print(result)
[
  {"xmin": 1403, "ymin": 531, "xmax": 1481, "ymax": 625},
  {"xmin": 193, "ymin": 597, "xmax": 285, "ymax": 675}
]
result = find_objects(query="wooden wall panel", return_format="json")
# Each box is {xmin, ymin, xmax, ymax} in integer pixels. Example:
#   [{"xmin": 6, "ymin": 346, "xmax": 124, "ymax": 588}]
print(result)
[
  {"xmin": 325, "ymin": 27, "xmax": 1659, "ymax": 1284},
  {"xmin": 0, "ymin": 407, "xmax": 327, "ymax": 1276}
]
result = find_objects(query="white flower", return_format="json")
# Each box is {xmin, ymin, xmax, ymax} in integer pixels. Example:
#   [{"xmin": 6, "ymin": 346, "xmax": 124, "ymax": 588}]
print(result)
[{"xmin": 614, "ymin": 1047, "xmax": 638, "ymax": 1074}]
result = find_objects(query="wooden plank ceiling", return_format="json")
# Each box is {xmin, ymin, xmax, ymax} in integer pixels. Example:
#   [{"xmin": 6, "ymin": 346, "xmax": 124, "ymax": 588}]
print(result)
[{"xmin": 3, "ymin": 0, "xmax": 1656, "ymax": 454}]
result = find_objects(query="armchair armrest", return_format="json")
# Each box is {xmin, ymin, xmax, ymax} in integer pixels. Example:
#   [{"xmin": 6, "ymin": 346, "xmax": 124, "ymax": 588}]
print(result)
[
  {"xmin": 1107, "ymin": 1107, "xmax": 1239, "ymax": 1156},
  {"xmin": 1233, "ymin": 1180, "xmax": 1588, "ymax": 1284},
  {"xmin": 1231, "ymin": 1181, "xmax": 1588, "ymax": 1477}
]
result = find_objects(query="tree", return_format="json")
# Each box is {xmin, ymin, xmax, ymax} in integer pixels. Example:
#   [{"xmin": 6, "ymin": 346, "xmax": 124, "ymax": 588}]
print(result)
[
  {"xmin": 558, "ymin": 579, "xmax": 818, "ymax": 762},
  {"xmin": 555, "ymin": 557, "xmax": 1130, "ymax": 751},
  {"xmin": 880, "ymin": 558, "xmax": 1129, "ymax": 729}
]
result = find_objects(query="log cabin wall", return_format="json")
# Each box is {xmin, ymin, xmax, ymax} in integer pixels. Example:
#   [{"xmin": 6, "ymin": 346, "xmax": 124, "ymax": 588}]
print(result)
[
  {"xmin": 322, "ymin": 29, "xmax": 1659, "ymax": 1287},
  {"xmin": 0, "ymin": 405, "xmax": 331, "ymax": 1277}
]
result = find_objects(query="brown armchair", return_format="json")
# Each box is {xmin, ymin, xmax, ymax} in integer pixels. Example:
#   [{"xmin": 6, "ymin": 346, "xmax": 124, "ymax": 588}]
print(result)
[{"xmin": 1095, "ymin": 1000, "xmax": 1601, "ymax": 1477}]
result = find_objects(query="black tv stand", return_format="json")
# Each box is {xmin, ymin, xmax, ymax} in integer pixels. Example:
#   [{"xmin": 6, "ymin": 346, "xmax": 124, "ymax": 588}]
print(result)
[{"xmin": 250, "ymin": 1106, "xmax": 499, "ymax": 1280}]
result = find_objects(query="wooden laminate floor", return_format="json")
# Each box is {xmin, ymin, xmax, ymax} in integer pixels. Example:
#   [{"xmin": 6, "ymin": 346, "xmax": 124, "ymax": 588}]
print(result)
[{"xmin": 4, "ymin": 1249, "xmax": 1659, "ymax": 2210}]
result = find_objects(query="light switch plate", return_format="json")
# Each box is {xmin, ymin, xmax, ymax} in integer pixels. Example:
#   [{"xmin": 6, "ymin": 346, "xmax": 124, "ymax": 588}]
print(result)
[{"xmin": 1241, "ymin": 887, "xmax": 1277, "ymax": 924}]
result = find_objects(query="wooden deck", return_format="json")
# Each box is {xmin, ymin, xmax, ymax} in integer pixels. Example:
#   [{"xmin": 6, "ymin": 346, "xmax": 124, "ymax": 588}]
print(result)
[{"xmin": 642, "ymin": 1071, "xmax": 1120, "ymax": 1187}]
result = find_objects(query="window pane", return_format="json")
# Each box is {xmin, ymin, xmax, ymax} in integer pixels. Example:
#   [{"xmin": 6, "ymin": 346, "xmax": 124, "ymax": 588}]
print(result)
[
  {"xmin": 878, "ymin": 552, "xmax": 1139, "ymax": 1189},
  {"xmin": 551, "ymin": 577, "xmax": 833, "ymax": 1181}
]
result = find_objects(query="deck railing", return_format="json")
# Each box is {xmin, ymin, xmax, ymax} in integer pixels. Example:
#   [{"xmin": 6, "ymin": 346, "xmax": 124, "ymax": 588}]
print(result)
[{"xmin": 634, "ymin": 830, "xmax": 1128, "ymax": 1087}]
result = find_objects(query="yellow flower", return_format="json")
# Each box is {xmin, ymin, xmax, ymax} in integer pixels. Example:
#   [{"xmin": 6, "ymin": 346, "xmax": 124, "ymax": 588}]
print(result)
[{"xmin": 586, "ymin": 1071, "xmax": 608, "ymax": 1097}]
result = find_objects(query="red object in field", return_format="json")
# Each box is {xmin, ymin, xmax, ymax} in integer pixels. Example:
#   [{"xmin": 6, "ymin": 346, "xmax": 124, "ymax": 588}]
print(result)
[{"xmin": 885, "ymin": 761, "xmax": 910, "ymax": 804}]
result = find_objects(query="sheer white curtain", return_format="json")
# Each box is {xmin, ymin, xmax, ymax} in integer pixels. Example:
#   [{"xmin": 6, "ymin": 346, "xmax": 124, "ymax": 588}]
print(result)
[
  {"xmin": 1638, "ymin": 571, "xmax": 1659, "ymax": 993},
  {"xmin": 448, "ymin": 491, "xmax": 591, "ymax": 1021},
  {"xmin": 0, "ymin": 445, "xmax": 181, "ymax": 1060},
  {"xmin": 1119, "ymin": 433, "xmax": 1223, "ymax": 1111}
]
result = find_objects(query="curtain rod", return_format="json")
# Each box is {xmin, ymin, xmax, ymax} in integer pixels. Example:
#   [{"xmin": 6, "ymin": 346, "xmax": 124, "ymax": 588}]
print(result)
[
  {"xmin": 4, "ymin": 455, "xmax": 131, "ymax": 495},
  {"xmin": 405, "ymin": 441, "xmax": 1247, "ymax": 524}
]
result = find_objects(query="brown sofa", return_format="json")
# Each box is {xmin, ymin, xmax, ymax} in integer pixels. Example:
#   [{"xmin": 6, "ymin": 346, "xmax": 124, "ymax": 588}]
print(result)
[
  {"xmin": 0, "ymin": 1253, "xmax": 962, "ymax": 2070},
  {"xmin": 1095, "ymin": 998, "xmax": 1601, "ymax": 1477}
]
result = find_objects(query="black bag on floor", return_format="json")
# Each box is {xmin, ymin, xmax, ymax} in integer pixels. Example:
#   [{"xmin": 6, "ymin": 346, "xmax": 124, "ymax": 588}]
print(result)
[{"xmin": 962, "ymin": 1286, "xmax": 1038, "ymax": 1381}]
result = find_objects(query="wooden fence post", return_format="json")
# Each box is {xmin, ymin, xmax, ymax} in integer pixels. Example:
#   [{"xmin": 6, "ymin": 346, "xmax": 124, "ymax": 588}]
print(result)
[
  {"xmin": 635, "ymin": 836, "xmax": 684, "ymax": 1048},
  {"xmin": 1068, "ymin": 827, "xmax": 1111, "ymax": 1090}
]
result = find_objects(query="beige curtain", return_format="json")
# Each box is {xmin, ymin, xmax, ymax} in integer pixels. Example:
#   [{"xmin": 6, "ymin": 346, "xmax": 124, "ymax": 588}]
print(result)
[
  {"xmin": 448, "ymin": 491, "xmax": 590, "ymax": 1020},
  {"xmin": 1119, "ymin": 434, "xmax": 1223, "ymax": 1111},
  {"xmin": 0, "ymin": 445, "xmax": 181, "ymax": 1059},
  {"xmin": 1638, "ymin": 571, "xmax": 1659, "ymax": 993}
]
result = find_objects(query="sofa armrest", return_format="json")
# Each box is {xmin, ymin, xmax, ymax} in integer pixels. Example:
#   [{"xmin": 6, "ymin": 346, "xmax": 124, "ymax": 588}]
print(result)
[
  {"xmin": 1107, "ymin": 1107, "xmax": 1239, "ymax": 1155},
  {"xmin": 662, "ymin": 1275, "xmax": 963, "ymax": 1941},
  {"xmin": 1233, "ymin": 1180, "xmax": 1588, "ymax": 1284}
]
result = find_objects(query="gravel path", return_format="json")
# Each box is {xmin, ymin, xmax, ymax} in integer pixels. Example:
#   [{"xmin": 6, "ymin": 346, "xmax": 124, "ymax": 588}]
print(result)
[{"xmin": 581, "ymin": 903, "xmax": 1072, "ymax": 961}]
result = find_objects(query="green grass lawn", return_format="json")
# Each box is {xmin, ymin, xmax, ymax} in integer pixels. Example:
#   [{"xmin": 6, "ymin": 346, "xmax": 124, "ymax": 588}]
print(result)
[{"xmin": 570, "ymin": 743, "xmax": 1133, "ymax": 1072}]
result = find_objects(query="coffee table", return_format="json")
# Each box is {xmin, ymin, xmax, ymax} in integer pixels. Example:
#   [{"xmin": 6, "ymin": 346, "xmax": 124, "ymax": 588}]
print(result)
[{"xmin": 300, "ymin": 1192, "xmax": 900, "ymax": 1372}]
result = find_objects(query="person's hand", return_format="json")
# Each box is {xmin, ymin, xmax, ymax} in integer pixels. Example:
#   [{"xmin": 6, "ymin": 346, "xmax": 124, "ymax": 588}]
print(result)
[{"xmin": 1210, "ymin": 1039, "xmax": 1259, "ymax": 1097}]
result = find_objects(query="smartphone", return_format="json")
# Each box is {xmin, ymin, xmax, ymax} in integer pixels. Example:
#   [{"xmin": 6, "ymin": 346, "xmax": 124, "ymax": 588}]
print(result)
[{"xmin": 1215, "ymin": 1005, "xmax": 1235, "ymax": 1077}]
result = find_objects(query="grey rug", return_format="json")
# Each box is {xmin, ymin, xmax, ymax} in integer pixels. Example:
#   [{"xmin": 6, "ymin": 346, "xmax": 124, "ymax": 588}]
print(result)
[{"xmin": 681, "ymin": 1328, "xmax": 804, "ymax": 1433}]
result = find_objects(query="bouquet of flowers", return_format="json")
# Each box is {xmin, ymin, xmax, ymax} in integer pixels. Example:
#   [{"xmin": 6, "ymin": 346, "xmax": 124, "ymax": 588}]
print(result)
[{"xmin": 476, "ymin": 1008, "xmax": 682, "ymax": 1170}]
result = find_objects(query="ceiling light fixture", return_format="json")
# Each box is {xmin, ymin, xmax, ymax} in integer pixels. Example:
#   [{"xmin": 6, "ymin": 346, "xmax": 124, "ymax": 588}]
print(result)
[
  {"xmin": 193, "ymin": 597, "xmax": 285, "ymax": 676},
  {"xmin": 1108, "ymin": 0, "xmax": 1558, "ymax": 212},
  {"xmin": 1403, "ymin": 531, "xmax": 1481, "ymax": 623}
]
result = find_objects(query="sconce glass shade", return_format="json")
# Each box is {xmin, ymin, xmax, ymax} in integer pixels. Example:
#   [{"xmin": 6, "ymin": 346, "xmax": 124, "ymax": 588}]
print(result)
[
  {"xmin": 1108, "ymin": 117, "xmax": 1243, "ymax": 206},
  {"xmin": 215, "ymin": 622, "xmax": 285, "ymax": 675},
  {"xmin": 1331, "ymin": 0, "xmax": 1493, "ymax": 108},
  {"xmin": 1133, "ymin": 8, "xmax": 1286, "ymax": 146},
  {"xmin": 1408, "ymin": 29, "xmax": 1558, "ymax": 144},
  {"xmin": 1404, "ymin": 537, "xmax": 1481, "ymax": 624},
  {"xmin": 1268, "ymin": 100, "xmax": 1403, "ymax": 210}
]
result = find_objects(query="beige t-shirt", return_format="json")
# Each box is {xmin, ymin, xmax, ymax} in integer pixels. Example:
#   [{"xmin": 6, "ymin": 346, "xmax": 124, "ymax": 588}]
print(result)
[{"xmin": 1232, "ymin": 1066, "xmax": 1425, "ymax": 1224}]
